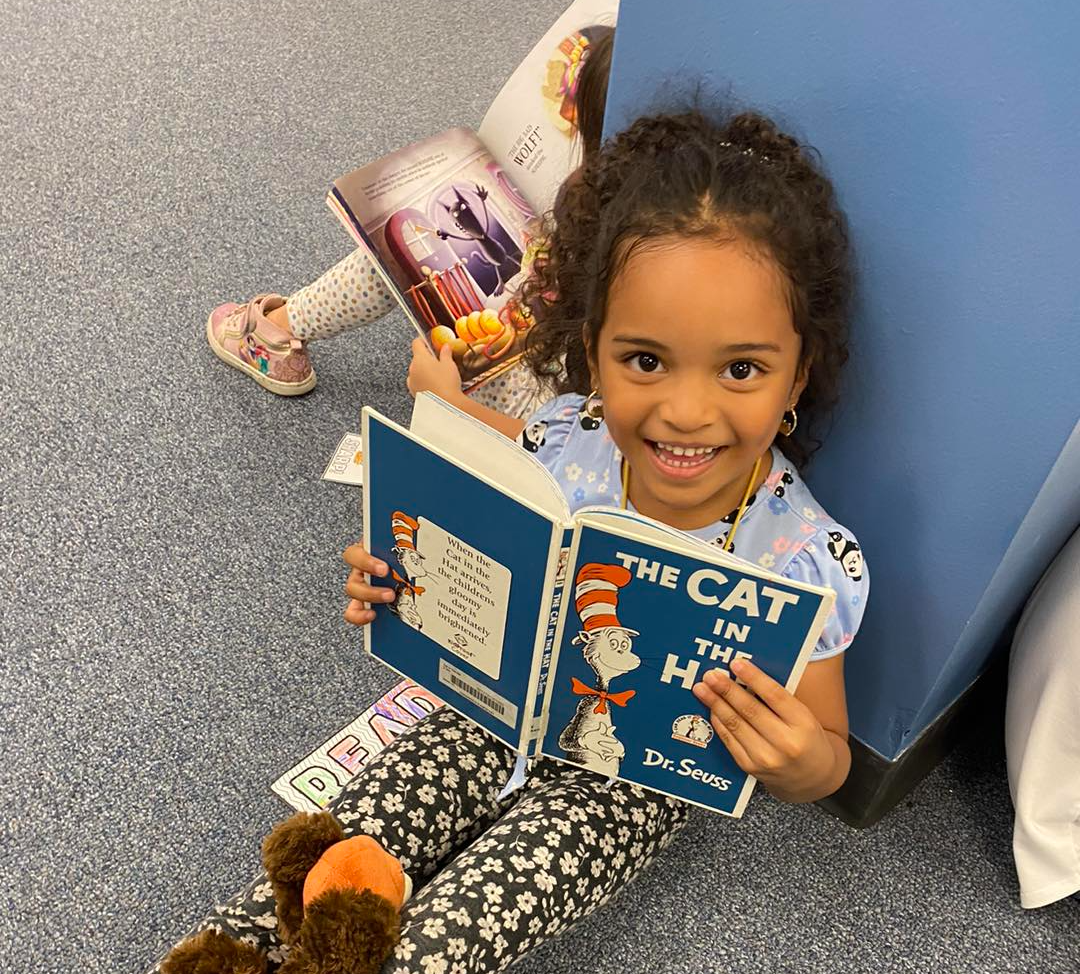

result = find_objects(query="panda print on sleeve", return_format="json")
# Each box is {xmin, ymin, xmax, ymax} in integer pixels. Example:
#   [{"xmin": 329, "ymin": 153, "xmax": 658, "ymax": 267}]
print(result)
[
  {"xmin": 577, "ymin": 401, "xmax": 603, "ymax": 431},
  {"xmin": 520, "ymin": 420, "xmax": 548, "ymax": 454},
  {"xmin": 827, "ymin": 530, "xmax": 864, "ymax": 582}
]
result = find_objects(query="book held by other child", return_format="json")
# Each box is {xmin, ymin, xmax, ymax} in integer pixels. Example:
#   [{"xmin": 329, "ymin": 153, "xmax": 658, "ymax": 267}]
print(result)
[{"xmin": 327, "ymin": 0, "xmax": 618, "ymax": 392}]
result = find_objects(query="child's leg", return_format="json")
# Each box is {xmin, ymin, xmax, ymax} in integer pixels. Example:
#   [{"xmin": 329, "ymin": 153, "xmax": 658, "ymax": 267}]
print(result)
[
  {"xmin": 147, "ymin": 707, "xmax": 519, "ymax": 972},
  {"xmin": 385, "ymin": 760, "xmax": 689, "ymax": 974},
  {"xmin": 206, "ymin": 248, "xmax": 396, "ymax": 396},
  {"xmin": 285, "ymin": 248, "xmax": 398, "ymax": 341},
  {"xmin": 467, "ymin": 363, "xmax": 558, "ymax": 422}
]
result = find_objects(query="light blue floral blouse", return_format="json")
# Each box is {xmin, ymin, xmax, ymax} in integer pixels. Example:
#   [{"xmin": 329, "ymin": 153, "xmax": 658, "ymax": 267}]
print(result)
[{"xmin": 517, "ymin": 394, "xmax": 869, "ymax": 661}]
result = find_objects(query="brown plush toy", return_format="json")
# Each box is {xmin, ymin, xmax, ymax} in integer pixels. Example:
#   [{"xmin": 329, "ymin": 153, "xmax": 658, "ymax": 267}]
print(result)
[{"xmin": 160, "ymin": 812, "xmax": 410, "ymax": 974}]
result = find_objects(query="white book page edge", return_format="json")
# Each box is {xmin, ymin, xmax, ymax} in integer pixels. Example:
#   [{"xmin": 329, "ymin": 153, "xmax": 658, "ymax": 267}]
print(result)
[{"xmin": 410, "ymin": 392, "xmax": 570, "ymax": 521}]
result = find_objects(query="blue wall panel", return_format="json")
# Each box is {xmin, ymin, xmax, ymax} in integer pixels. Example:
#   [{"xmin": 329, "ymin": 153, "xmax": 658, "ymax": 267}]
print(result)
[{"xmin": 606, "ymin": 0, "xmax": 1080, "ymax": 756}]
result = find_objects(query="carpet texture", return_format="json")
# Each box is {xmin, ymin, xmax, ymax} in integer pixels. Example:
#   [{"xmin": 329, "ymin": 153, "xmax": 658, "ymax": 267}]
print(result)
[{"xmin": 1, "ymin": 1, "xmax": 1076, "ymax": 971}]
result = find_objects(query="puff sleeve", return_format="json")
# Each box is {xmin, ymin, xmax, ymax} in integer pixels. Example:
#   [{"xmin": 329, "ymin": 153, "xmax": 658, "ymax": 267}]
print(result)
[
  {"xmin": 782, "ymin": 526, "xmax": 870, "ymax": 661},
  {"xmin": 514, "ymin": 394, "xmax": 582, "ymax": 477}
]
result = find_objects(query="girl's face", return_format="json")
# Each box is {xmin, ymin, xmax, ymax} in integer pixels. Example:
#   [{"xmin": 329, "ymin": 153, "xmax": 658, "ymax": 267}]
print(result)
[{"xmin": 590, "ymin": 235, "xmax": 806, "ymax": 531}]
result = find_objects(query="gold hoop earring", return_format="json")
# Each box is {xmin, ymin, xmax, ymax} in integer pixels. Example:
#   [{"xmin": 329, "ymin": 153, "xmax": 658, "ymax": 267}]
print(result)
[
  {"xmin": 583, "ymin": 389, "xmax": 604, "ymax": 421},
  {"xmin": 779, "ymin": 407, "xmax": 798, "ymax": 437}
]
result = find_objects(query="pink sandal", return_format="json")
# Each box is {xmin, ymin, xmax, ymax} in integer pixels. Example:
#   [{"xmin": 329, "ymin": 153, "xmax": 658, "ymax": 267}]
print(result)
[{"xmin": 206, "ymin": 293, "xmax": 316, "ymax": 396}]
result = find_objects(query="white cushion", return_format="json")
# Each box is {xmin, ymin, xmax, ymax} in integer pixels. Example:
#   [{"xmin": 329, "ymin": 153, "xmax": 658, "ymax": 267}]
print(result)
[{"xmin": 1006, "ymin": 525, "xmax": 1080, "ymax": 908}]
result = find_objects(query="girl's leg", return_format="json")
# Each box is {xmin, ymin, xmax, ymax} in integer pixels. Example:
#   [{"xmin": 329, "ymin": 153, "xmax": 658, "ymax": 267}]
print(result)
[
  {"xmin": 284, "ymin": 248, "xmax": 398, "ymax": 341},
  {"xmin": 206, "ymin": 248, "xmax": 396, "ymax": 395},
  {"xmin": 467, "ymin": 363, "xmax": 559, "ymax": 422},
  {"xmin": 211, "ymin": 247, "xmax": 570, "ymax": 414},
  {"xmin": 147, "ymin": 707, "xmax": 519, "ymax": 973},
  {"xmin": 383, "ymin": 760, "xmax": 689, "ymax": 974}
]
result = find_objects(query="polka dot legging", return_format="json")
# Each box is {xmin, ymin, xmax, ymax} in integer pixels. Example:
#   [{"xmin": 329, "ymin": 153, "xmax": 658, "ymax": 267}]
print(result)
[
  {"xmin": 287, "ymin": 248, "xmax": 399, "ymax": 342},
  {"xmin": 288, "ymin": 247, "xmax": 547, "ymax": 420}
]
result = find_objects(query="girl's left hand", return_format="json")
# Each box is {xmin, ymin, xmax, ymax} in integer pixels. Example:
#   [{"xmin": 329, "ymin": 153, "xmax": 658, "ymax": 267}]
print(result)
[
  {"xmin": 407, "ymin": 337, "xmax": 465, "ymax": 404},
  {"xmin": 692, "ymin": 658, "xmax": 835, "ymax": 797}
]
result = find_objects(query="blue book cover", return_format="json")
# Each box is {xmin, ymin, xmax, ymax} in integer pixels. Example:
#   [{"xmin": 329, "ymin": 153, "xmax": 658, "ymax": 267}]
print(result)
[
  {"xmin": 363, "ymin": 406, "xmax": 570, "ymax": 753},
  {"xmin": 538, "ymin": 514, "xmax": 834, "ymax": 816},
  {"xmin": 363, "ymin": 397, "xmax": 835, "ymax": 816}
]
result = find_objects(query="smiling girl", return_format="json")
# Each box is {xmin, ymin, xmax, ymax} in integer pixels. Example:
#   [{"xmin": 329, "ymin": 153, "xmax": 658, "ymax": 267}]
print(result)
[
  {"xmin": 157, "ymin": 107, "xmax": 868, "ymax": 974},
  {"xmin": 404, "ymin": 107, "xmax": 869, "ymax": 802}
]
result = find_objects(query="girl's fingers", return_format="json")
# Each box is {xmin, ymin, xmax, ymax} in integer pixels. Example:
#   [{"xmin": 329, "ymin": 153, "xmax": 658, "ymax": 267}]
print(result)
[
  {"xmin": 344, "ymin": 599, "xmax": 376, "ymax": 626},
  {"xmin": 701, "ymin": 667, "xmax": 787, "ymax": 743},
  {"xmin": 698, "ymin": 695, "xmax": 753, "ymax": 772},
  {"xmin": 728, "ymin": 658, "xmax": 808, "ymax": 726},
  {"xmin": 706, "ymin": 692, "xmax": 778, "ymax": 773},
  {"xmin": 343, "ymin": 543, "xmax": 389, "ymax": 577},
  {"xmin": 345, "ymin": 574, "xmax": 396, "ymax": 603},
  {"xmin": 342, "ymin": 545, "xmax": 393, "ymax": 628}
]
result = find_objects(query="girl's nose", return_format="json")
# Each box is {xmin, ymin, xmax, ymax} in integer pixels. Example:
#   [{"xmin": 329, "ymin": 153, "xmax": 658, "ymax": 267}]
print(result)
[{"xmin": 658, "ymin": 378, "xmax": 726, "ymax": 434}]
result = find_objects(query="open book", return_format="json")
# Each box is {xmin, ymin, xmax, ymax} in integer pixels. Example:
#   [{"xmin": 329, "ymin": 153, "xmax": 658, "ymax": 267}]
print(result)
[
  {"xmin": 327, "ymin": 0, "xmax": 618, "ymax": 392},
  {"xmin": 361, "ymin": 394, "xmax": 836, "ymax": 818}
]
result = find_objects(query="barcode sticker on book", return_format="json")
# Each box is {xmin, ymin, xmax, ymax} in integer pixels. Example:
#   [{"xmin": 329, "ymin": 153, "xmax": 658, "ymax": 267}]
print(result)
[{"xmin": 438, "ymin": 659, "xmax": 518, "ymax": 729}]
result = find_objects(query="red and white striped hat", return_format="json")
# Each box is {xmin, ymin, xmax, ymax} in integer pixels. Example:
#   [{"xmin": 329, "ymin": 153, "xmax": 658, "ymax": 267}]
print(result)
[
  {"xmin": 574, "ymin": 563, "xmax": 637, "ymax": 636},
  {"xmin": 391, "ymin": 510, "xmax": 420, "ymax": 551}
]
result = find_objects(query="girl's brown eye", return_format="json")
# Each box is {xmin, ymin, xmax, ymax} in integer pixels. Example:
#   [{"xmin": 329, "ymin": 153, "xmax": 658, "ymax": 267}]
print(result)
[
  {"xmin": 722, "ymin": 360, "xmax": 762, "ymax": 381},
  {"xmin": 631, "ymin": 352, "xmax": 661, "ymax": 373}
]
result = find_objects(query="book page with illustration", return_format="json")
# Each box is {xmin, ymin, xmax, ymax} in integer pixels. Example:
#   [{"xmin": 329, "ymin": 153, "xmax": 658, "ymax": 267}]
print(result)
[
  {"xmin": 478, "ymin": 0, "xmax": 618, "ymax": 216},
  {"xmin": 330, "ymin": 127, "xmax": 541, "ymax": 391}
]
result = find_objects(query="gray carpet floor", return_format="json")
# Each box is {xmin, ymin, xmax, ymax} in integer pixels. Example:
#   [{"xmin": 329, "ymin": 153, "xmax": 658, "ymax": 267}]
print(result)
[{"xmin": 2, "ymin": 1, "xmax": 1077, "ymax": 971}]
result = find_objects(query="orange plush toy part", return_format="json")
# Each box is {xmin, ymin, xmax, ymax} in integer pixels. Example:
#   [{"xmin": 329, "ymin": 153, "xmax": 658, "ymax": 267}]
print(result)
[
  {"xmin": 160, "ymin": 812, "xmax": 409, "ymax": 974},
  {"xmin": 304, "ymin": 834, "xmax": 410, "ymax": 909}
]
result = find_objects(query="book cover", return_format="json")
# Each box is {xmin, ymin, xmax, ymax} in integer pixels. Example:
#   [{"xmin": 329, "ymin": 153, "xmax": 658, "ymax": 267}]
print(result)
[
  {"xmin": 538, "ymin": 519, "xmax": 833, "ymax": 817},
  {"xmin": 362, "ymin": 408, "xmax": 565, "ymax": 753}
]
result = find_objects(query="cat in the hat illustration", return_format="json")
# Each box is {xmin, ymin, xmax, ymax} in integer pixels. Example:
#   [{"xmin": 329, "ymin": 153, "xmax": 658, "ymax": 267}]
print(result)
[
  {"xmin": 388, "ymin": 510, "xmax": 429, "ymax": 631},
  {"xmin": 557, "ymin": 562, "xmax": 641, "ymax": 776}
]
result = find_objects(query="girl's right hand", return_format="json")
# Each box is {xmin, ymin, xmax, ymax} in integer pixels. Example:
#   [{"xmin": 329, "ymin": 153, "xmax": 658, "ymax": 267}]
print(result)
[
  {"xmin": 407, "ymin": 337, "xmax": 466, "ymax": 405},
  {"xmin": 343, "ymin": 542, "xmax": 396, "ymax": 627}
]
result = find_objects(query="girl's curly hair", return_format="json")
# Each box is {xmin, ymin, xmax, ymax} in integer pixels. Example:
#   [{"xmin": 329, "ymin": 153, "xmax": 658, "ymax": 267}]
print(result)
[{"xmin": 520, "ymin": 108, "xmax": 853, "ymax": 470}]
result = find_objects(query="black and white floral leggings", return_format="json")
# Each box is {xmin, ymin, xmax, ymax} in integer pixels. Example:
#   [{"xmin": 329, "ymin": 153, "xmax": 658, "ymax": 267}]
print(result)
[{"xmin": 149, "ymin": 707, "xmax": 688, "ymax": 974}]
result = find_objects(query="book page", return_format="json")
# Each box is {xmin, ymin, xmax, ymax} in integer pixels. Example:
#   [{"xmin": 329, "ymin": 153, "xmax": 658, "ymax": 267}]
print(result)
[
  {"xmin": 478, "ymin": 0, "xmax": 620, "ymax": 214},
  {"xmin": 410, "ymin": 393, "xmax": 570, "ymax": 522},
  {"xmin": 330, "ymin": 128, "xmax": 542, "ymax": 391}
]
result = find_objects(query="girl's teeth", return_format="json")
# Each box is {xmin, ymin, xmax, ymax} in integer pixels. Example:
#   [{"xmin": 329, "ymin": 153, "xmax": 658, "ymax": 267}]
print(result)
[
  {"xmin": 653, "ymin": 442, "xmax": 719, "ymax": 466},
  {"xmin": 656, "ymin": 442, "xmax": 717, "ymax": 458}
]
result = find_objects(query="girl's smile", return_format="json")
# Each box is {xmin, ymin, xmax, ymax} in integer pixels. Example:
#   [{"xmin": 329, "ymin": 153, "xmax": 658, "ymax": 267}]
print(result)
[
  {"xmin": 592, "ymin": 235, "xmax": 807, "ymax": 530},
  {"xmin": 645, "ymin": 440, "xmax": 726, "ymax": 478}
]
